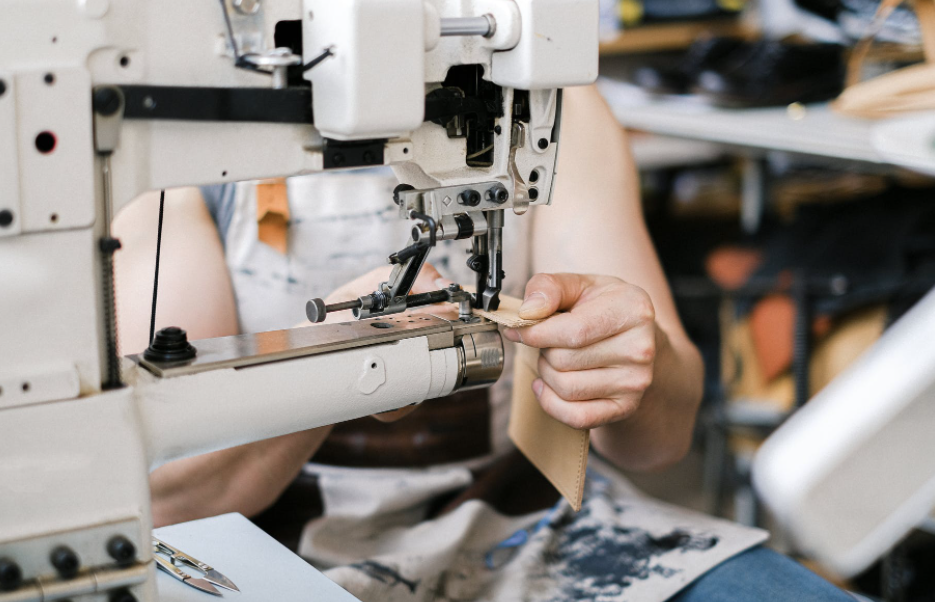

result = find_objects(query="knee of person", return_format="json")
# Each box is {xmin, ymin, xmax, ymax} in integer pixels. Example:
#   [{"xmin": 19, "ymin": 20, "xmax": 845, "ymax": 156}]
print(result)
[{"xmin": 672, "ymin": 546, "xmax": 857, "ymax": 602}]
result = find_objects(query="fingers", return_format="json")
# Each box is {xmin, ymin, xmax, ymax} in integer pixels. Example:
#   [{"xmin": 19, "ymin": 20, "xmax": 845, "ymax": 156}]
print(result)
[
  {"xmin": 506, "ymin": 284, "xmax": 654, "ymax": 349},
  {"xmin": 518, "ymin": 273, "xmax": 594, "ymax": 320},
  {"xmin": 537, "ymin": 354, "xmax": 653, "ymax": 402},
  {"xmin": 533, "ymin": 379, "xmax": 639, "ymax": 430},
  {"xmin": 541, "ymin": 324, "xmax": 656, "ymax": 372}
]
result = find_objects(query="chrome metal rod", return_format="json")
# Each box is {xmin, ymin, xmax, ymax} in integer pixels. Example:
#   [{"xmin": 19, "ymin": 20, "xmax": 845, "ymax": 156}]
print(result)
[{"xmin": 440, "ymin": 15, "xmax": 495, "ymax": 38}]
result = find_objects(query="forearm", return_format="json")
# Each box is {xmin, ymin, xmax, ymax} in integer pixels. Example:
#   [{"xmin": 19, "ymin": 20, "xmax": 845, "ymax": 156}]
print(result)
[
  {"xmin": 591, "ymin": 326, "xmax": 703, "ymax": 472},
  {"xmin": 151, "ymin": 425, "xmax": 332, "ymax": 527}
]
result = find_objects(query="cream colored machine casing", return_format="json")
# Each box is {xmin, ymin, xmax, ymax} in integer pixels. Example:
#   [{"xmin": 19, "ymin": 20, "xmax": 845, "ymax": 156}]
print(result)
[{"xmin": 0, "ymin": 1, "xmax": 598, "ymax": 600}]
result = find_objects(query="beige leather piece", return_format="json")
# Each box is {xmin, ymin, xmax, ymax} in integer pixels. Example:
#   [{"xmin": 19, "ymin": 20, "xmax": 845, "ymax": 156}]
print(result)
[
  {"xmin": 509, "ymin": 344, "xmax": 590, "ymax": 511},
  {"xmin": 477, "ymin": 292, "xmax": 590, "ymax": 511},
  {"xmin": 473, "ymin": 293, "xmax": 542, "ymax": 327}
]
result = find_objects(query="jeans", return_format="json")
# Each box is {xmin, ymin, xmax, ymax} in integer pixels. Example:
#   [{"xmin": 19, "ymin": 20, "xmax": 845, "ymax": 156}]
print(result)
[{"xmin": 671, "ymin": 546, "xmax": 857, "ymax": 602}]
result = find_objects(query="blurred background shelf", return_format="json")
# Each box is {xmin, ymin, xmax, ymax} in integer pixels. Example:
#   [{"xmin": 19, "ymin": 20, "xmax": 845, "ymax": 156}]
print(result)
[
  {"xmin": 597, "ymin": 77, "xmax": 886, "ymax": 165},
  {"xmin": 599, "ymin": 20, "xmax": 756, "ymax": 55},
  {"xmin": 629, "ymin": 134, "xmax": 726, "ymax": 169}
]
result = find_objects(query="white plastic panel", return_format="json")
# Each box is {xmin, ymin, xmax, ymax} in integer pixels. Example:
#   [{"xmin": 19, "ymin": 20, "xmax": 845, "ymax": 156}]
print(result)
[
  {"xmin": 303, "ymin": 0, "xmax": 425, "ymax": 140},
  {"xmin": 0, "ymin": 229, "xmax": 101, "ymax": 395},
  {"xmin": 491, "ymin": 0, "xmax": 599, "ymax": 90},
  {"xmin": 0, "ymin": 362, "xmax": 80, "ymax": 410},
  {"xmin": 755, "ymin": 288, "xmax": 935, "ymax": 576},
  {"xmin": 0, "ymin": 389, "xmax": 153, "ymax": 601},
  {"xmin": 15, "ymin": 67, "xmax": 96, "ymax": 232}
]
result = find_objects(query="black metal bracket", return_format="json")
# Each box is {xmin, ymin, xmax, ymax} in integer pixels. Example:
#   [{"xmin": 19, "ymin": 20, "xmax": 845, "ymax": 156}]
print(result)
[
  {"xmin": 118, "ymin": 85, "xmax": 313, "ymax": 124},
  {"xmin": 322, "ymin": 138, "xmax": 386, "ymax": 169}
]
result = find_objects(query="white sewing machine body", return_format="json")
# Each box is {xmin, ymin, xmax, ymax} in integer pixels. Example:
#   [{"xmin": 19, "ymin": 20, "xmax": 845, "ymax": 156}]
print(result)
[{"xmin": 0, "ymin": 1, "xmax": 598, "ymax": 599}]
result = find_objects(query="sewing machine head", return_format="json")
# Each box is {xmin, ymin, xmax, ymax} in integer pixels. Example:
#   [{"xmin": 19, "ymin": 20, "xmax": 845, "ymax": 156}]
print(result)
[{"xmin": 0, "ymin": 2, "xmax": 597, "ymax": 601}]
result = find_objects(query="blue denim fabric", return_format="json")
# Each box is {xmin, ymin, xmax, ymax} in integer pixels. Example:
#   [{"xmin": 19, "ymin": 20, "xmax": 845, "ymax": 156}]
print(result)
[{"xmin": 671, "ymin": 546, "xmax": 856, "ymax": 602}]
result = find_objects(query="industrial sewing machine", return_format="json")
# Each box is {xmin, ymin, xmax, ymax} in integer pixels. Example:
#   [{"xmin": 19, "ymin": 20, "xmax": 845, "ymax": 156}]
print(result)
[{"xmin": 0, "ymin": 1, "xmax": 597, "ymax": 600}]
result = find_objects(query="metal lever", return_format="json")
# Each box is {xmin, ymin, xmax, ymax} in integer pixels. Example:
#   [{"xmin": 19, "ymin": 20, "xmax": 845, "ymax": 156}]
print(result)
[
  {"xmin": 306, "ymin": 210, "xmax": 480, "ymax": 323},
  {"xmin": 307, "ymin": 285, "xmax": 475, "ymax": 323}
]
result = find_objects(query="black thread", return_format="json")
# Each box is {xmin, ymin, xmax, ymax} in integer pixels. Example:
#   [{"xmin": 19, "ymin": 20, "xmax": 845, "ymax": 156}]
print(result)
[{"xmin": 149, "ymin": 190, "xmax": 165, "ymax": 345}]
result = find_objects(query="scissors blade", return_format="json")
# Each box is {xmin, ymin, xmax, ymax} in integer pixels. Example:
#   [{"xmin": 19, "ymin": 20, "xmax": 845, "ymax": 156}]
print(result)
[
  {"xmin": 184, "ymin": 577, "xmax": 223, "ymax": 596},
  {"xmin": 202, "ymin": 568, "xmax": 240, "ymax": 593}
]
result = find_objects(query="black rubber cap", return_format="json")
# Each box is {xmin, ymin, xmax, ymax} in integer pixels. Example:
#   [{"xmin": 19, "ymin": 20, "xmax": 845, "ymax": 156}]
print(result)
[
  {"xmin": 306, "ymin": 298, "xmax": 327, "ymax": 323},
  {"xmin": 50, "ymin": 545, "xmax": 80, "ymax": 579},
  {"xmin": 144, "ymin": 327, "xmax": 197, "ymax": 363},
  {"xmin": 0, "ymin": 557, "xmax": 22, "ymax": 592},
  {"xmin": 106, "ymin": 536, "xmax": 136, "ymax": 567}
]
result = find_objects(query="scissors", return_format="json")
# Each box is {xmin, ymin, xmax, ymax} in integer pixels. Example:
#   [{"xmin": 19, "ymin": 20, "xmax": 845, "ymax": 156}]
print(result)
[{"xmin": 153, "ymin": 537, "xmax": 240, "ymax": 596}]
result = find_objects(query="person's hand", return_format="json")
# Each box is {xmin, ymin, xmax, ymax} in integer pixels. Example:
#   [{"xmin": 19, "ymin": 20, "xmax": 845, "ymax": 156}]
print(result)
[
  {"xmin": 320, "ymin": 263, "xmax": 448, "ymax": 421},
  {"xmin": 502, "ymin": 273, "xmax": 658, "ymax": 431}
]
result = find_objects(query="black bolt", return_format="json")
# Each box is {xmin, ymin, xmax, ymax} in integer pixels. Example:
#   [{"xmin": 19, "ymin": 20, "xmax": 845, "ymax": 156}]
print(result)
[
  {"xmin": 528, "ymin": 188, "xmax": 539, "ymax": 201},
  {"xmin": 332, "ymin": 153, "xmax": 345, "ymax": 166},
  {"xmin": 110, "ymin": 589, "xmax": 137, "ymax": 602},
  {"xmin": 93, "ymin": 87, "xmax": 122, "ymax": 117},
  {"xmin": 50, "ymin": 546, "xmax": 80, "ymax": 579},
  {"xmin": 494, "ymin": 125, "xmax": 502, "ymax": 135},
  {"xmin": 0, "ymin": 557, "xmax": 22, "ymax": 592},
  {"xmin": 458, "ymin": 189, "xmax": 481, "ymax": 207},
  {"xmin": 44, "ymin": 73, "xmax": 55, "ymax": 85},
  {"xmin": 537, "ymin": 138, "xmax": 549, "ymax": 150},
  {"xmin": 0, "ymin": 210, "xmax": 13, "ymax": 228},
  {"xmin": 106, "ymin": 536, "xmax": 136, "ymax": 566},
  {"xmin": 466, "ymin": 256, "xmax": 485, "ymax": 272},
  {"xmin": 487, "ymin": 187, "xmax": 508, "ymax": 205},
  {"xmin": 362, "ymin": 150, "xmax": 375, "ymax": 164},
  {"xmin": 0, "ymin": 79, "xmax": 6, "ymax": 98}
]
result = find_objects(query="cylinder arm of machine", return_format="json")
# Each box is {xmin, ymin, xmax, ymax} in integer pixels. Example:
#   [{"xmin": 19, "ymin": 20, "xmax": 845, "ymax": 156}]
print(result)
[{"xmin": 128, "ymin": 312, "xmax": 503, "ymax": 469}]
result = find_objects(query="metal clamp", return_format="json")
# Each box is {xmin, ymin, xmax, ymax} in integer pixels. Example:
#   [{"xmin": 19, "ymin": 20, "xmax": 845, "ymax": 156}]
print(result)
[{"xmin": 240, "ymin": 48, "xmax": 302, "ymax": 89}]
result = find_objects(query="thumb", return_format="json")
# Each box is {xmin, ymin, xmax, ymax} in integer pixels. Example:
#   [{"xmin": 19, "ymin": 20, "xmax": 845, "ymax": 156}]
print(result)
[{"xmin": 518, "ymin": 273, "xmax": 590, "ymax": 320}]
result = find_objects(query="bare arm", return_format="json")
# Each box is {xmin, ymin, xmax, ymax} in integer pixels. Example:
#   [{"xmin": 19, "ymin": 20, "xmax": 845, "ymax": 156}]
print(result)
[
  {"xmin": 521, "ymin": 85, "xmax": 704, "ymax": 471},
  {"xmin": 114, "ymin": 187, "xmax": 332, "ymax": 526}
]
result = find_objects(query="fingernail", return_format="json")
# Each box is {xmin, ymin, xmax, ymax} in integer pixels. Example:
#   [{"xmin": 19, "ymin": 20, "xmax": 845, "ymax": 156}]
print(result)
[
  {"xmin": 519, "ymin": 292, "xmax": 548, "ymax": 318},
  {"xmin": 503, "ymin": 328, "xmax": 520, "ymax": 343},
  {"xmin": 532, "ymin": 379, "xmax": 544, "ymax": 397},
  {"xmin": 435, "ymin": 277, "xmax": 453, "ymax": 289}
]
